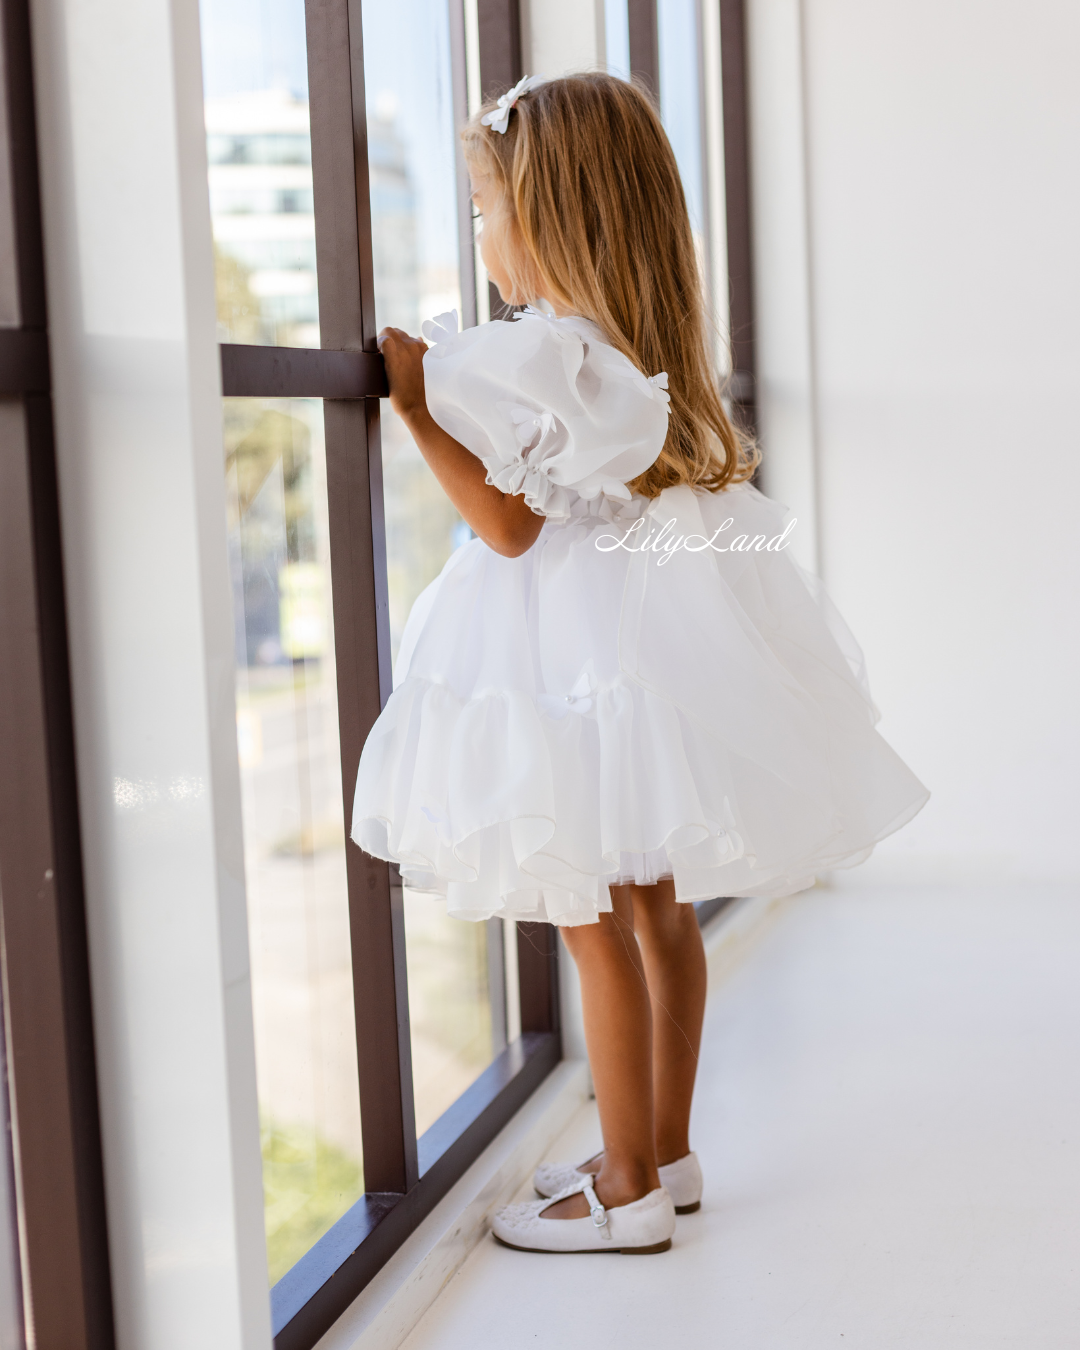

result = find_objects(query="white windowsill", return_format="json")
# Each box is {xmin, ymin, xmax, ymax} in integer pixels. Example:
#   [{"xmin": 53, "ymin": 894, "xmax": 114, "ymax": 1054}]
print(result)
[
  {"xmin": 314, "ymin": 894, "xmax": 781, "ymax": 1350},
  {"xmin": 313, "ymin": 1060, "xmax": 591, "ymax": 1350}
]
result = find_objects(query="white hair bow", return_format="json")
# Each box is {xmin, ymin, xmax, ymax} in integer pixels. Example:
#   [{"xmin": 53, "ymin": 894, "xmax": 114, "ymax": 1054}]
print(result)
[{"xmin": 480, "ymin": 74, "xmax": 546, "ymax": 134}]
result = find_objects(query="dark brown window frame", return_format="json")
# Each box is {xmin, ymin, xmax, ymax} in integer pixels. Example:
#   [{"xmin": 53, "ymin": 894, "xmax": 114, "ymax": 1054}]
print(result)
[
  {"xmin": 628, "ymin": 0, "xmax": 660, "ymax": 93},
  {"xmin": 718, "ymin": 0, "xmax": 756, "ymax": 431}
]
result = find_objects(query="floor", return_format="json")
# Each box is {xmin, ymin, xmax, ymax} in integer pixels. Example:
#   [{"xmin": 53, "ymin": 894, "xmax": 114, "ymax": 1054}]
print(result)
[{"xmin": 401, "ymin": 883, "xmax": 1080, "ymax": 1349}]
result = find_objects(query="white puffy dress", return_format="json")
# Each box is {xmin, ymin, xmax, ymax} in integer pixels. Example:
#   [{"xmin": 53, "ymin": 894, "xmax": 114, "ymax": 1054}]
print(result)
[{"xmin": 351, "ymin": 309, "xmax": 928, "ymax": 926}]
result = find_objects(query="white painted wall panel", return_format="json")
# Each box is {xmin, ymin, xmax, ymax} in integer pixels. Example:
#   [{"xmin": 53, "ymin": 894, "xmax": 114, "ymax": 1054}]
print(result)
[{"xmin": 27, "ymin": 0, "xmax": 271, "ymax": 1338}]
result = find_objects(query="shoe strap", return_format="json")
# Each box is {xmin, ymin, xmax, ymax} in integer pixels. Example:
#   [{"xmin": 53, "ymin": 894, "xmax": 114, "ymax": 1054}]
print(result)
[{"xmin": 581, "ymin": 1181, "xmax": 611, "ymax": 1240}]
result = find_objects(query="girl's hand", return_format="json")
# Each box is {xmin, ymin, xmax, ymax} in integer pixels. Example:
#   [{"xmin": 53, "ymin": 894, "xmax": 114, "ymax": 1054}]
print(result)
[{"xmin": 378, "ymin": 327, "xmax": 429, "ymax": 421}]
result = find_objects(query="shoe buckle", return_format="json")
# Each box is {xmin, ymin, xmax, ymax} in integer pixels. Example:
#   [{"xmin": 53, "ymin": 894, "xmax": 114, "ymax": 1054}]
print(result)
[{"xmin": 583, "ymin": 1182, "xmax": 611, "ymax": 1239}]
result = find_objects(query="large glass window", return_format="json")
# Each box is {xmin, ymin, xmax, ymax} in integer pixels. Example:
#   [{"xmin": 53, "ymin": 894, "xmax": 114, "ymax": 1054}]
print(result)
[
  {"xmin": 405, "ymin": 896, "xmax": 500, "ymax": 1136},
  {"xmin": 195, "ymin": 0, "xmax": 741, "ymax": 1339},
  {"xmin": 658, "ymin": 0, "xmax": 705, "ymax": 244},
  {"xmin": 658, "ymin": 0, "xmax": 730, "ymax": 368},
  {"xmin": 201, "ymin": 0, "xmax": 545, "ymax": 1323},
  {"xmin": 223, "ymin": 396, "xmax": 364, "ymax": 1282},
  {"xmin": 3, "ymin": 0, "xmax": 746, "ymax": 1342},
  {"xmin": 202, "ymin": 0, "xmax": 318, "ymax": 347}
]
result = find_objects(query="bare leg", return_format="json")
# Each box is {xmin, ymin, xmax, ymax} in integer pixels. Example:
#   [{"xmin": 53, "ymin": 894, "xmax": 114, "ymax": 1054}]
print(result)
[
  {"xmin": 547, "ymin": 879, "xmax": 707, "ymax": 1211},
  {"xmin": 632, "ymin": 879, "xmax": 707, "ymax": 1165},
  {"xmin": 541, "ymin": 886, "xmax": 659, "ymax": 1219}
]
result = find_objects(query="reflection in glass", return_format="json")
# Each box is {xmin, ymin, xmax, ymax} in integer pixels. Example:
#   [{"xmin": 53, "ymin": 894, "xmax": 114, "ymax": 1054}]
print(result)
[
  {"xmin": 224, "ymin": 399, "xmax": 363, "ymax": 1283},
  {"xmin": 604, "ymin": 0, "xmax": 631, "ymax": 79},
  {"xmin": 362, "ymin": 0, "xmax": 506, "ymax": 1133},
  {"xmin": 201, "ymin": 0, "xmax": 318, "ymax": 346},
  {"xmin": 362, "ymin": 0, "xmax": 468, "ymax": 664},
  {"xmin": 659, "ymin": 0, "xmax": 731, "ymax": 367}
]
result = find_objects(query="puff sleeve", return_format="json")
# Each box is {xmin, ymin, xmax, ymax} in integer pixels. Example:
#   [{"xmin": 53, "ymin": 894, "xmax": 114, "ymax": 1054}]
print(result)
[{"xmin": 421, "ymin": 309, "xmax": 670, "ymax": 522}]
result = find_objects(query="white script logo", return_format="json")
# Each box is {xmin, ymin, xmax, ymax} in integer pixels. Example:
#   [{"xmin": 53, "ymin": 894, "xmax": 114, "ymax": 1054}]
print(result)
[{"xmin": 595, "ymin": 516, "xmax": 797, "ymax": 565}]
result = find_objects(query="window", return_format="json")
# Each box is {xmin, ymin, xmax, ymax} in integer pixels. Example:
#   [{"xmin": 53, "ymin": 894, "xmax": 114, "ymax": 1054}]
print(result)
[
  {"xmin": 196, "ymin": 0, "xmax": 755, "ymax": 1343},
  {"xmin": 0, "ymin": 0, "xmax": 755, "ymax": 1343},
  {"xmin": 0, "ymin": 0, "xmax": 755, "ymax": 1344},
  {"xmin": 200, "ymin": 0, "xmax": 562, "ymax": 1342}
]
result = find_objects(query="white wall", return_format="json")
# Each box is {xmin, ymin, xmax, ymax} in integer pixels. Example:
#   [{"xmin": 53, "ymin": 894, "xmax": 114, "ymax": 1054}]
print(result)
[
  {"xmin": 27, "ymin": 0, "xmax": 271, "ymax": 1339},
  {"xmin": 750, "ymin": 0, "xmax": 1080, "ymax": 881}
]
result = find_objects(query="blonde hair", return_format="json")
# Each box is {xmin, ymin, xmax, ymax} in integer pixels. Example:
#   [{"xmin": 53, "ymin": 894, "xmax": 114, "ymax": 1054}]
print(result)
[{"xmin": 462, "ymin": 72, "xmax": 757, "ymax": 498}]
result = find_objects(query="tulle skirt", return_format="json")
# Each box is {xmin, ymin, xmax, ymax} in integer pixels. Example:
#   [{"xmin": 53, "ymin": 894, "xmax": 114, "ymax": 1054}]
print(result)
[{"xmin": 351, "ymin": 482, "xmax": 928, "ymax": 925}]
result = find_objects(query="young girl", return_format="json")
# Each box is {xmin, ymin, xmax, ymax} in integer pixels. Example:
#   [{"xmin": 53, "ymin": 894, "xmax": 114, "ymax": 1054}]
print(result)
[{"xmin": 352, "ymin": 73, "xmax": 928, "ymax": 1255}]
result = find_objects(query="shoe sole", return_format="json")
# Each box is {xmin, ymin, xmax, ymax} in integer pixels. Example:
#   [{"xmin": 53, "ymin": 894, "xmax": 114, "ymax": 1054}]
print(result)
[
  {"xmin": 494, "ymin": 1235, "xmax": 672, "ymax": 1255},
  {"xmin": 535, "ymin": 1187, "xmax": 701, "ymax": 1217}
]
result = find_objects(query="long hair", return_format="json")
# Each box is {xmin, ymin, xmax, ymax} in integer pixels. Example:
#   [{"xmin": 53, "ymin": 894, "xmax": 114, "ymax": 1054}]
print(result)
[{"xmin": 461, "ymin": 72, "xmax": 757, "ymax": 497}]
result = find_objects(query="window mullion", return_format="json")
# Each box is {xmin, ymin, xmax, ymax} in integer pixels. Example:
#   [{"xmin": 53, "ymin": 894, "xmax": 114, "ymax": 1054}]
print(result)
[
  {"xmin": 476, "ymin": 0, "xmax": 522, "ymax": 100},
  {"xmin": 628, "ymin": 0, "xmax": 660, "ymax": 93},
  {"xmin": 477, "ymin": 0, "xmax": 522, "ymax": 321},
  {"xmin": 516, "ymin": 922, "xmax": 561, "ymax": 1038},
  {"xmin": 304, "ymin": 0, "xmax": 418, "ymax": 1194}
]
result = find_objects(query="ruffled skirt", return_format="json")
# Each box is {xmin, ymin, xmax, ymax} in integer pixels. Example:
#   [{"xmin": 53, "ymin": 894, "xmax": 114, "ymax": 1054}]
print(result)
[{"xmin": 351, "ymin": 483, "xmax": 928, "ymax": 925}]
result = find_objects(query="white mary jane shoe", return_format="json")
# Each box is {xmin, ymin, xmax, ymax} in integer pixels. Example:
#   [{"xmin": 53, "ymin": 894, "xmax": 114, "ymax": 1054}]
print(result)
[
  {"xmin": 491, "ymin": 1177, "xmax": 675, "ymax": 1255},
  {"xmin": 534, "ymin": 1150, "xmax": 703, "ymax": 1215}
]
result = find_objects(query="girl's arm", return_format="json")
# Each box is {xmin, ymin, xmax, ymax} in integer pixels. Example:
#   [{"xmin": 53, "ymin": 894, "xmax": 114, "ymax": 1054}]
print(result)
[{"xmin": 379, "ymin": 327, "xmax": 545, "ymax": 559}]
